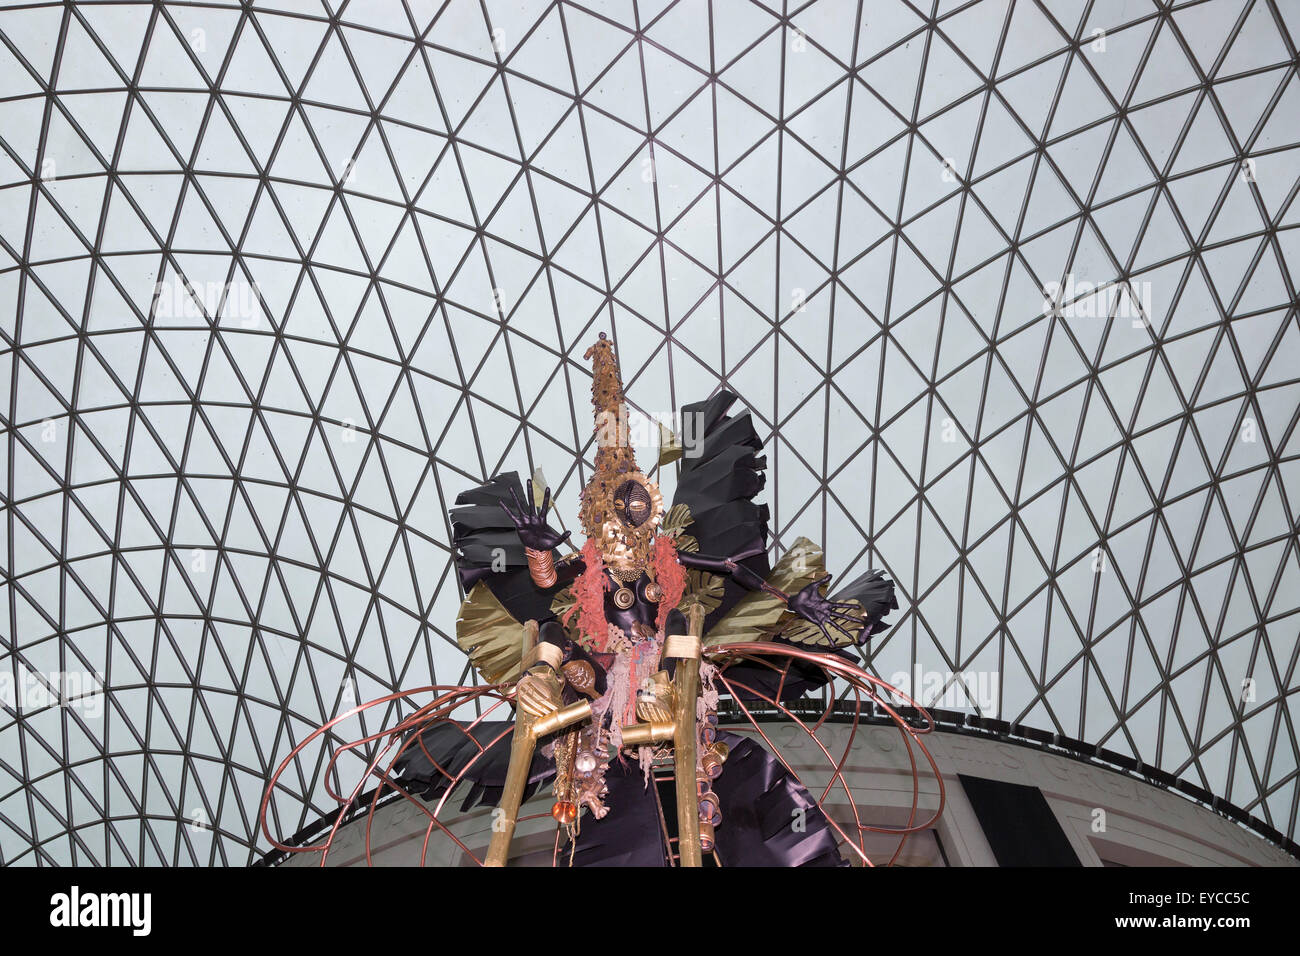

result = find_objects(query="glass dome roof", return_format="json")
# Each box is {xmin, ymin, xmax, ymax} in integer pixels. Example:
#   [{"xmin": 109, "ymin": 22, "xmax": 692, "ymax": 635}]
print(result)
[{"xmin": 1, "ymin": 0, "xmax": 1297, "ymax": 865}]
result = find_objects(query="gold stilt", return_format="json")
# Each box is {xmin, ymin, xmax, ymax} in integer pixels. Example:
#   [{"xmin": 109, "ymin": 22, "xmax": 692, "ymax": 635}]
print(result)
[{"xmin": 484, "ymin": 698, "xmax": 591, "ymax": 867}]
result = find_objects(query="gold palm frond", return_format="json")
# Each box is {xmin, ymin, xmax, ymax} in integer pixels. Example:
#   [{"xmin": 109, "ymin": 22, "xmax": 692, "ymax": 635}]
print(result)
[
  {"xmin": 702, "ymin": 537, "xmax": 827, "ymax": 647},
  {"xmin": 658, "ymin": 421, "xmax": 684, "ymax": 466},
  {"xmin": 782, "ymin": 599, "xmax": 865, "ymax": 647},
  {"xmin": 661, "ymin": 503, "xmax": 696, "ymax": 545},
  {"xmin": 680, "ymin": 569, "xmax": 725, "ymax": 615},
  {"xmin": 550, "ymin": 584, "xmax": 576, "ymax": 622},
  {"xmin": 456, "ymin": 582, "xmax": 530, "ymax": 684}
]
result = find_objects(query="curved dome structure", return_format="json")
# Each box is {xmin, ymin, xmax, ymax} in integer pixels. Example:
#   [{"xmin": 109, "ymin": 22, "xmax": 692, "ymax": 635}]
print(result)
[{"xmin": 1, "ymin": 0, "xmax": 1297, "ymax": 865}]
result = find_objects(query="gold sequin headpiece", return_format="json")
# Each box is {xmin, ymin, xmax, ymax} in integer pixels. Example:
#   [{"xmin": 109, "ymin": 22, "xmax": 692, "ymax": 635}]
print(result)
[{"xmin": 580, "ymin": 333, "xmax": 664, "ymax": 572}]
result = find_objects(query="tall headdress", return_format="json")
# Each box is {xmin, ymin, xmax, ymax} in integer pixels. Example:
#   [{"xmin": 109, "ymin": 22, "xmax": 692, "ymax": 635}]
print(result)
[{"xmin": 580, "ymin": 333, "xmax": 664, "ymax": 575}]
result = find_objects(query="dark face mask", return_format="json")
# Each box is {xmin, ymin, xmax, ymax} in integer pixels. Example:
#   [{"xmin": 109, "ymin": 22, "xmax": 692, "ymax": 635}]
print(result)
[{"xmin": 612, "ymin": 479, "xmax": 653, "ymax": 528}]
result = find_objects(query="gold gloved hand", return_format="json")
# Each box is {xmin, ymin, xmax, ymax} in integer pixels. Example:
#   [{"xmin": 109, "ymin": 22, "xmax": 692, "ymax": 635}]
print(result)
[
  {"xmin": 636, "ymin": 669, "xmax": 676, "ymax": 725},
  {"xmin": 514, "ymin": 665, "xmax": 563, "ymax": 719}
]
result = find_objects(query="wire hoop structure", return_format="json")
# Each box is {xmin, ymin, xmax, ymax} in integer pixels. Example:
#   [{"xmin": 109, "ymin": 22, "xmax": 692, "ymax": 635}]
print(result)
[{"xmin": 259, "ymin": 643, "xmax": 945, "ymax": 867}]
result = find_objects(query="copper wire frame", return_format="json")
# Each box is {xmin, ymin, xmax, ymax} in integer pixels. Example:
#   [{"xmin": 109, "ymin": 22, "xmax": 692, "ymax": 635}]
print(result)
[{"xmin": 258, "ymin": 643, "xmax": 945, "ymax": 867}]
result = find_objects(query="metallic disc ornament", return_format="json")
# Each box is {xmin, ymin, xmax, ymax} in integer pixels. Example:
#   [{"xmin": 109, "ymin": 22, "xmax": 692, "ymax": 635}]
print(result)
[
  {"xmin": 644, "ymin": 581, "xmax": 663, "ymax": 603},
  {"xmin": 613, "ymin": 586, "xmax": 635, "ymax": 609}
]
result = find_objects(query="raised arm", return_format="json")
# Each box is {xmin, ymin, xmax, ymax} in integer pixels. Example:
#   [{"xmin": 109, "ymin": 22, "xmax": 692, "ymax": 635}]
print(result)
[
  {"xmin": 678, "ymin": 548, "xmax": 864, "ymax": 645},
  {"xmin": 498, "ymin": 485, "xmax": 585, "ymax": 587}
]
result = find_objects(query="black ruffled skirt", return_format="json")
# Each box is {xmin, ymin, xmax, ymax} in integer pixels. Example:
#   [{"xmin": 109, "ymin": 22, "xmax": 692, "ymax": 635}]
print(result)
[{"xmin": 394, "ymin": 723, "xmax": 846, "ymax": 867}]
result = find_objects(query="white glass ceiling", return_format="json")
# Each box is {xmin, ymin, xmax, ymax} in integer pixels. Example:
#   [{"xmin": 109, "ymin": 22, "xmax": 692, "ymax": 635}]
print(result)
[{"xmin": 1, "ymin": 0, "xmax": 1298, "ymax": 865}]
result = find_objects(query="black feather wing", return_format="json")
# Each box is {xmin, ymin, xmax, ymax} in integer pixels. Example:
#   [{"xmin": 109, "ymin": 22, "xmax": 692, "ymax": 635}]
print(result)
[
  {"xmin": 674, "ymin": 390, "xmax": 771, "ymax": 560},
  {"xmin": 673, "ymin": 390, "xmax": 771, "ymax": 629},
  {"xmin": 830, "ymin": 568, "xmax": 898, "ymax": 640},
  {"xmin": 449, "ymin": 471, "xmax": 557, "ymax": 625}
]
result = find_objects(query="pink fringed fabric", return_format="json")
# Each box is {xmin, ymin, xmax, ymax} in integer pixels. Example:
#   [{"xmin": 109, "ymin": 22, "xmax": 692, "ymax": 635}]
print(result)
[
  {"xmin": 563, "ymin": 536, "xmax": 687, "ymax": 646},
  {"xmin": 564, "ymin": 538, "xmax": 610, "ymax": 650},
  {"xmin": 652, "ymin": 535, "xmax": 687, "ymax": 632}
]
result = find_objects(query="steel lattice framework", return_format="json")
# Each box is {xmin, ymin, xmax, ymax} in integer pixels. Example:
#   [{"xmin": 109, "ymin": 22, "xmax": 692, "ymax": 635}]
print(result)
[{"xmin": 0, "ymin": 0, "xmax": 1298, "ymax": 866}]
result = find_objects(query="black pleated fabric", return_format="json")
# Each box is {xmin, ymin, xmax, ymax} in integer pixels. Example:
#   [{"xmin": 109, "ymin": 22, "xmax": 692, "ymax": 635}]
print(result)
[
  {"xmin": 569, "ymin": 732, "xmax": 845, "ymax": 867},
  {"xmin": 709, "ymin": 732, "xmax": 847, "ymax": 867},
  {"xmin": 717, "ymin": 638, "xmax": 856, "ymax": 703},
  {"xmin": 449, "ymin": 470, "xmax": 560, "ymax": 624},
  {"xmin": 391, "ymin": 719, "xmax": 555, "ymax": 813},
  {"xmin": 395, "ymin": 721, "xmax": 845, "ymax": 866},
  {"xmin": 673, "ymin": 389, "xmax": 772, "ymax": 629},
  {"xmin": 567, "ymin": 759, "xmax": 671, "ymax": 867},
  {"xmin": 828, "ymin": 568, "xmax": 899, "ymax": 643}
]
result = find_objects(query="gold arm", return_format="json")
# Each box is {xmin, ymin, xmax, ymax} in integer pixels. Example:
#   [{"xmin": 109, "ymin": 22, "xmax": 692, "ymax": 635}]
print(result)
[
  {"xmin": 484, "ymin": 698, "xmax": 591, "ymax": 867},
  {"xmin": 667, "ymin": 606, "xmax": 706, "ymax": 867},
  {"xmin": 620, "ymin": 720, "xmax": 675, "ymax": 747},
  {"xmin": 520, "ymin": 639, "xmax": 562, "ymax": 673}
]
